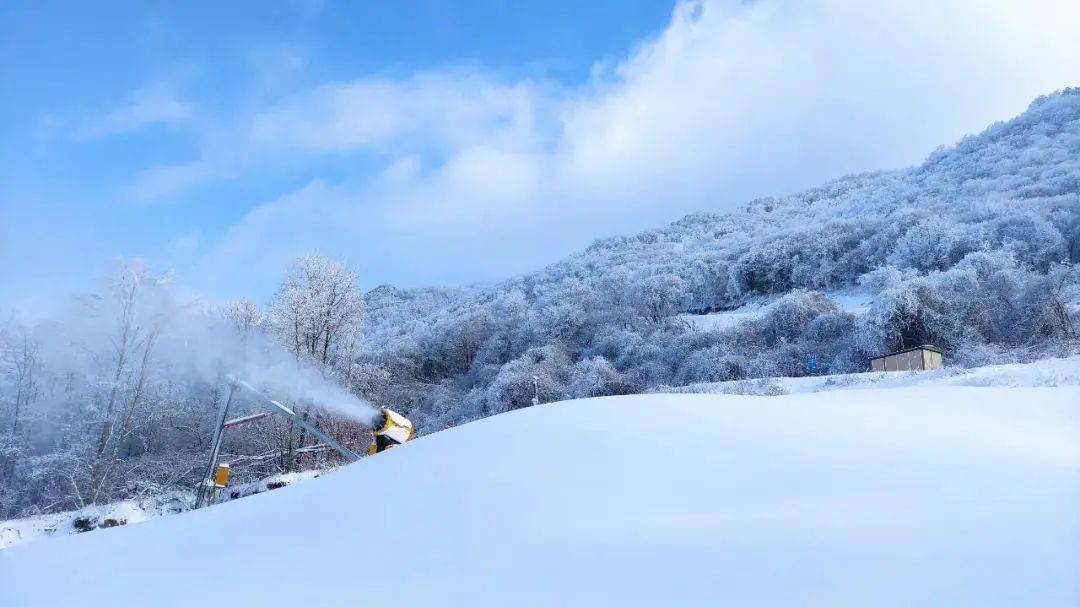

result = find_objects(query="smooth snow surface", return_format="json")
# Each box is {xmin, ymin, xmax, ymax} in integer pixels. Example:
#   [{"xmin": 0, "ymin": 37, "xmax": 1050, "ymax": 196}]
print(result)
[
  {"xmin": 680, "ymin": 291, "xmax": 873, "ymax": 331},
  {"xmin": 3, "ymin": 387, "xmax": 1079, "ymax": 606},
  {"xmin": 680, "ymin": 301, "xmax": 768, "ymax": 330}
]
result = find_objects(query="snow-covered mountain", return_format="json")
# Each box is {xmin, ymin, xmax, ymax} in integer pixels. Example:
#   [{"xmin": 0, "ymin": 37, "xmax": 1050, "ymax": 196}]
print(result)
[
  {"xmin": 3, "ymin": 381, "xmax": 1078, "ymax": 605},
  {"xmin": 2, "ymin": 89, "xmax": 1076, "ymax": 526},
  {"xmin": 359, "ymin": 89, "xmax": 1080, "ymax": 430}
]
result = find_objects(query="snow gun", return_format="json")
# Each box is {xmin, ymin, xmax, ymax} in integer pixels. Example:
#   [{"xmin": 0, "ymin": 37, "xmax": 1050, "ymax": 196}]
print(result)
[
  {"xmin": 195, "ymin": 377, "xmax": 414, "ymax": 507},
  {"xmin": 369, "ymin": 407, "xmax": 415, "ymax": 455}
]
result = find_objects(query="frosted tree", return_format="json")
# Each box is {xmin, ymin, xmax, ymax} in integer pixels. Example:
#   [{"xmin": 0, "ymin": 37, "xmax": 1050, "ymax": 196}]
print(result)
[
  {"xmin": 635, "ymin": 275, "xmax": 685, "ymax": 324},
  {"xmin": 567, "ymin": 356, "xmax": 638, "ymax": 398},
  {"xmin": 269, "ymin": 256, "xmax": 365, "ymax": 371},
  {"xmin": 0, "ymin": 324, "xmax": 39, "ymax": 435},
  {"xmin": 266, "ymin": 256, "xmax": 366, "ymax": 471},
  {"xmin": 225, "ymin": 298, "xmax": 265, "ymax": 346},
  {"xmin": 81, "ymin": 262, "xmax": 176, "ymax": 504}
]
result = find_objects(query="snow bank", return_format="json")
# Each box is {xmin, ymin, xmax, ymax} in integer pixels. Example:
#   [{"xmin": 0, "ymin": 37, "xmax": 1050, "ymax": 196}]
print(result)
[{"xmin": 2, "ymin": 386, "xmax": 1079, "ymax": 606}]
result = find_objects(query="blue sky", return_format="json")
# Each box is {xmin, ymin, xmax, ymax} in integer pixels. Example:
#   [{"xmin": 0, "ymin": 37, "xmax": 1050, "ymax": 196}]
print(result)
[
  {"xmin": 2, "ymin": 0, "xmax": 1079, "ymax": 317},
  {"xmin": 0, "ymin": 1, "xmax": 672, "ymax": 312}
]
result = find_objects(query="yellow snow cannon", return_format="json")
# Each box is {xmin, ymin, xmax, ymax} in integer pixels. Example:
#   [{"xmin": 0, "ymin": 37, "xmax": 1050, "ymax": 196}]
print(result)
[{"xmin": 369, "ymin": 407, "xmax": 415, "ymax": 455}]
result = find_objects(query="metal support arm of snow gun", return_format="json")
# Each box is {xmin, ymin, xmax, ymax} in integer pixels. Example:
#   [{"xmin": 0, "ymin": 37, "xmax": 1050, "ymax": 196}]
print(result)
[
  {"xmin": 195, "ymin": 376, "xmax": 415, "ymax": 508},
  {"xmin": 228, "ymin": 377, "xmax": 364, "ymax": 462}
]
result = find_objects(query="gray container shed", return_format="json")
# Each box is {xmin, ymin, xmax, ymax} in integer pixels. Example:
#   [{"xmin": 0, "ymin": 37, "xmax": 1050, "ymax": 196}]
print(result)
[{"xmin": 869, "ymin": 345, "xmax": 943, "ymax": 372}]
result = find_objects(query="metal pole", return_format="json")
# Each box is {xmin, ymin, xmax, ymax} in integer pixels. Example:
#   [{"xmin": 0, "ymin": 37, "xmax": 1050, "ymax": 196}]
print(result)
[
  {"xmin": 195, "ymin": 382, "xmax": 236, "ymax": 509},
  {"xmin": 229, "ymin": 377, "xmax": 363, "ymax": 462},
  {"xmin": 223, "ymin": 411, "xmax": 271, "ymax": 429},
  {"xmin": 275, "ymin": 402, "xmax": 362, "ymax": 462}
]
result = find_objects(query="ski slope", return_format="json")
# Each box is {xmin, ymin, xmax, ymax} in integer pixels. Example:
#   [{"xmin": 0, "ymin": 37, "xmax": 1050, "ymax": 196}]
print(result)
[{"xmin": 3, "ymin": 386, "xmax": 1079, "ymax": 606}]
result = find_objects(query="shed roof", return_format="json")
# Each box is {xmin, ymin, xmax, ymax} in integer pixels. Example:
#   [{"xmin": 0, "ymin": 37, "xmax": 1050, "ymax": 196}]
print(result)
[{"xmin": 869, "ymin": 344, "xmax": 942, "ymax": 360}]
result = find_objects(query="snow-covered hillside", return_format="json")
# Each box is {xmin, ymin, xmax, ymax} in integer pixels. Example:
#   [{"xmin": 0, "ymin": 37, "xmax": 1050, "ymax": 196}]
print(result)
[
  {"xmin": 666, "ymin": 355, "xmax": 1080, "ymax": 396},
  {"xmin": 3, "ymin": 385, "xmax": 1078, "ymax": 606},
  {"xmin": 356, "ymin": 88, "xmax": 1080, "ymax": 431}
]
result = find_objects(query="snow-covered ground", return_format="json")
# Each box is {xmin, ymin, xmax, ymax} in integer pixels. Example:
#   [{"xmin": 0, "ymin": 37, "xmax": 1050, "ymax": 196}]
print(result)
[
  {"xmin": 679, "ymin": 300, "xmax": 770, "ymax": 330},
  {"xmin": 666, "ymin": 355, "xmax": 1080, "ymax": 396},
  {"xmin": 679, "ymin": 291, "xmax": 873, "ymax": 331},
  {"xmin": 0, "ymin": 470, "xmax": 323, "ymax": 550},
  {"xmin": 2, "ymin": 381, "xmax": 1078, "ymax": 605},
  {"xmin": 0, "ymin": 499, "xmax": 165, "ymax": 551}
]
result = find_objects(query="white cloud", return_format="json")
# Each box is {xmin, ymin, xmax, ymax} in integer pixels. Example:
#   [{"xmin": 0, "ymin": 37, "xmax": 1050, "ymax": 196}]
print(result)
[
  {"xmin": 168, "ymin": 231, "xmax": 201, "ymax": 252},
  {"xmin": 178, "ymin": 0, "xmax": 1080, "ymax": 296},
  {"xmin": 245, "ymin": 71, "xmax": 553, "ymax": 155},
  {"xmin": 80, "ymin": 82, "xmax": 193, "ymax": 138},
  {"xmin": 129, "ymin": 160, "xmax": 215, "ymax": 203},
  {"xmin": 553, "ymin": 0, "xmax": 1080, "ymax": 207}
]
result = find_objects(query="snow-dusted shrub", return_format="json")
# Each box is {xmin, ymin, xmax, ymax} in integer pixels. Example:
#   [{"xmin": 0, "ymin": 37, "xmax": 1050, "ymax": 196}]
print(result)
[
  {"xmin": 989, "ymin": 213, "xmax": 1068, "ymax": 270},
  {"xmin": 888, "ymin": 217, "xmax": 983, "ymax": 272},
  {"xmin": 483, "ymin": 345, "xmax": 571, "ymax": 412},
  {"xmin": 566, "ymin": 357, "xmax": 641, "ymax": 399},
  {"xmin": 635, "ymin": 275, "xmax": 687, "ymax": 324},
  {"xmin": 759, "ymin": 290, "xmax": 838, "ymax": 344},
  {"xmin": 675, "ymin": 348, "xmax": 745, "ymax": 384}
]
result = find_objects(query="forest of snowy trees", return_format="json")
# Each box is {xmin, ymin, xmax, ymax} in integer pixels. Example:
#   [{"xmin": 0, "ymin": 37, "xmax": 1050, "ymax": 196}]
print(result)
[
  {"xmin": 0, "ymin": 257, "xmax": 377, "ymax": 518},
  {"xmin": 1, "ymin": 89, "xmax": 1078, "ymax": 519}
]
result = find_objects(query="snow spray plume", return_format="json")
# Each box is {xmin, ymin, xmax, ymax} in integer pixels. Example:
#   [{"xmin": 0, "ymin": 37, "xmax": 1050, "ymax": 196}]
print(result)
[
  {"xmin": 176, "ymin": 308, "xmax": 382, "ymax": 427},
  {"xmin": 42, "ymin": 263, "xmax": 381, "ymax": 427}
]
